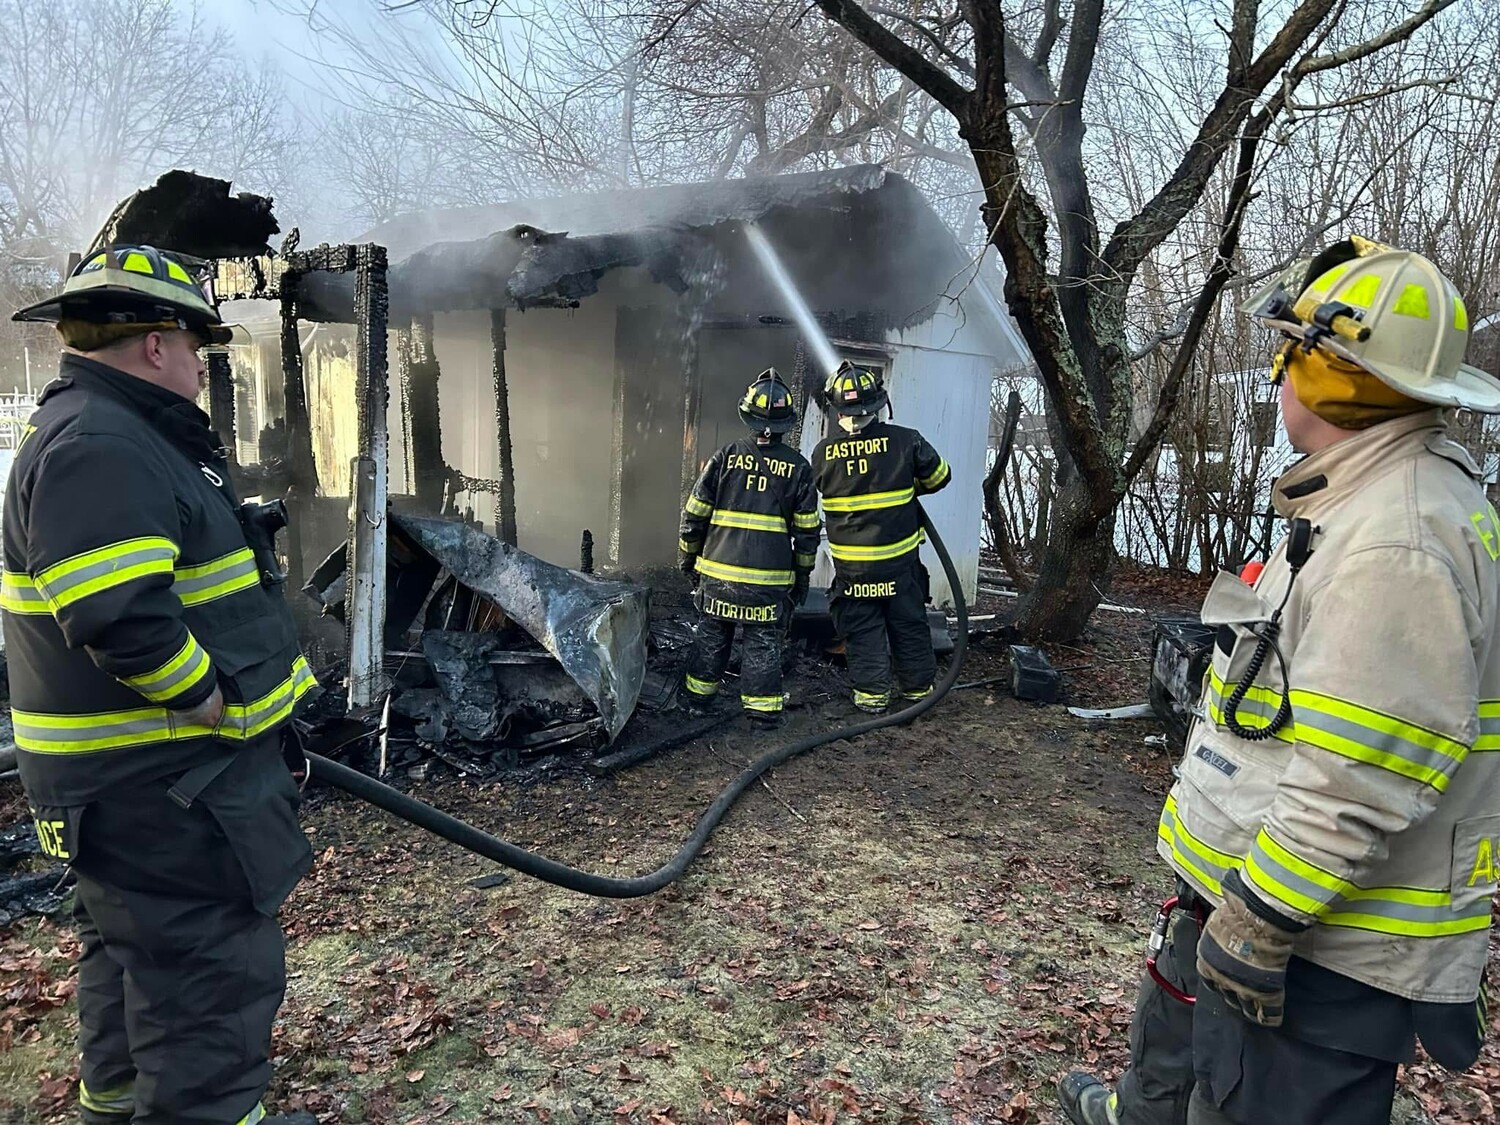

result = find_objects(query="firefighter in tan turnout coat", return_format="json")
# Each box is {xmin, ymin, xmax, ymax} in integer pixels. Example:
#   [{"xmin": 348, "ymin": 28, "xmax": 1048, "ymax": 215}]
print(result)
[{"xmin": 1062, "ymin": 238, "xmax": 1500, "ymax": 1125}]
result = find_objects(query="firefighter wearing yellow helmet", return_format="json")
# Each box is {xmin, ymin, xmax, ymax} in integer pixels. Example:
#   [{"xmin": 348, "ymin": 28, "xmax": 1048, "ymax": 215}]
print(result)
[
  {"xmin": 812, "ymin": 361, "xmax": 950, "ymax": 712},
  {"xmin": 677, "ymin": 370, "xmax": 820, "ymax": 722},
  {"xmin": 1060, "ymin": 238, "xmax": 1500, "ymax": 1125},
  {"xmin": 5, "ymin": 246, "xmax": 317, "ymax": 1125}
]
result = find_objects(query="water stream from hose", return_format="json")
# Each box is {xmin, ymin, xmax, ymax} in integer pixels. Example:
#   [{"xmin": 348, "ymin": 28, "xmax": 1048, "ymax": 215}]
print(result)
[{"xmin": 743, "ymin": 224, "xmax": 842, "ymax": 379}]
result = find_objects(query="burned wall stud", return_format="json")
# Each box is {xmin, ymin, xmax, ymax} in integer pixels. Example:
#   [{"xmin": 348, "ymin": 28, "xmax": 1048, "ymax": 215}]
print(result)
[
  {"xmin": 490, "ymin": 308, "xmax": 518, "ymax": 546},
  {"xmin": 409, "ymin": 312, "xmax": 447, "ymax": 513},
  {"xmin": 205, "ymin": 350, "xmax": 237, "ymax": 463}
]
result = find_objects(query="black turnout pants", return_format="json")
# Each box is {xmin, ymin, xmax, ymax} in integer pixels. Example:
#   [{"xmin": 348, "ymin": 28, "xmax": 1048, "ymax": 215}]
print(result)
[
  {"xmin": 830, "ymin": 562, "xmax": 935, "ymax": 708},
  {"xmin": 65, "ymin": 737, "xmax": 312, "ymax": 1125},
  {"xmin": 1113, "ymin": 893, "xmax": 1400, "ymax": 1125},
  {"xmin": 685, "ymin": 613, "xmax": 786, "ymax": 713}
]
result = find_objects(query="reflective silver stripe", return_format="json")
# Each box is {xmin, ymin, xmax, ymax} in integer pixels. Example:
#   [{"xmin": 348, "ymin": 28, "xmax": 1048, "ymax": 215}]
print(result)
[
  {"xmin": 710, "ymin": 510, "xmax": 787, "ymax": 533},
  {"xmin": 1474, "ymin": 701, "xmax": 1500, "ymax": 750},
  {"xmin": 821, "ymin": 487, "xmax": 915, "ymax": 513},
  {"xmin": 1291, "ymin": 692, "xmax": 1465, "ymax": 790},
  {"xmin": 12, "ymin": 709, "xmax": 178, "ymax": 753},
  {"xmin": 80, "ymin": 1080, "xmax": 135, "ymax": 1114},
  {"xmin": 13, "ymin": 657, "xmax": 317, "ymax": 754},
  {"xmin": 1324, "ymin": 890, "xmax": 1489, "ymax": 928},
  {"xmin": 124, "ymin": 636, "xmax": 214, "ymax": 704},
  {"xmin": 1156, "ymin": 796, "xmax": 1234, "ymax": 894},
  {"xmin": 1243, "ymin": 833, "xmax": 1346, "ymax": 914},
  {"xmin": 0, "ymin": 571, "xmax": 49, "ymax": 614},
  {"xmin": 1203, "ymin": 672, "xmax": 1295, "ymax": 741},
  {"xmin": 37, "ymin": 539, "xmax": 177, "ymax": 609},
  {"xmin": 173, "ymin": 549, "xmax": 260, "ymax": 606}
]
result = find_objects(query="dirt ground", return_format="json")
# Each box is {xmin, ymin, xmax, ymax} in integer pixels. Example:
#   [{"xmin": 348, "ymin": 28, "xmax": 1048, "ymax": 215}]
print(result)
[{"xmin": 3, "ymin": 569, "xmax": 1499, "ymax": 1123}]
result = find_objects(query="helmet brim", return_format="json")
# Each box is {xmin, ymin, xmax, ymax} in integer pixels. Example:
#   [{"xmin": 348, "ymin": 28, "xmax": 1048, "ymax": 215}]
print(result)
[
  {"xmin": 833, "ymin": 394, "xmax": 886, "ymax": 418},
  {"xmin": 15, "ymin": 285, "xmax": 233, "ymax": 346},
  {"xmin": 1258, "ymin": 313, "xmax": 1500, "ymax": 414},
  {"xmin": 739, "ymin": 407, "xmax": 796, "ymax": 433}
]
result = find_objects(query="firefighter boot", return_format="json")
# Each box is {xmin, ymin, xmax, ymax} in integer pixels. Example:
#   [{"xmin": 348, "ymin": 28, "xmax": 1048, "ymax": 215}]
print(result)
[{"xmin": 1058, "ymin": 1073, "xmax": 1119, "ymax": 1125}]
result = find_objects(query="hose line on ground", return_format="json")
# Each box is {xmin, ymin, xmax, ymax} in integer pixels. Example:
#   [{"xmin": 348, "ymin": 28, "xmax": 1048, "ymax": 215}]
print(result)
[{"xmin": 303, "ymin": 508, "xmax": 968, "ymax": 898}]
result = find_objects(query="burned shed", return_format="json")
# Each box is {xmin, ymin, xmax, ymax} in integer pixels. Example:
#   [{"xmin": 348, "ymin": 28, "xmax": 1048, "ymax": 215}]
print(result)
[{"xmin": 224, "ymin": 165, "xmax": 1029, "ymax": 610}]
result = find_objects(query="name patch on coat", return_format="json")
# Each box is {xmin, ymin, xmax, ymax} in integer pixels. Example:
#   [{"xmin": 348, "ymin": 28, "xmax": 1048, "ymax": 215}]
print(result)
[{"xmin": 1195, "ymin": 745, "xmax": 1240, "ymax": 778}]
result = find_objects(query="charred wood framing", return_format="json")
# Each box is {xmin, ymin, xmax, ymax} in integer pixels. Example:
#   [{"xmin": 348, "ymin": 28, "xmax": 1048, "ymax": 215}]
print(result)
[
  {"xmin": 279, "ymin": 281, "xmax": 314, "ymax": 589},
  {"xmin": 489, "ymin": 308, "xmax": 518, "ymax": 545},
  {"xmin": 408, "ymin": 313, "xmax": 446, "ymax": 513},
  {"xmin": 205, "ymin": 350, "xmax": 236, "ymax": 462}
]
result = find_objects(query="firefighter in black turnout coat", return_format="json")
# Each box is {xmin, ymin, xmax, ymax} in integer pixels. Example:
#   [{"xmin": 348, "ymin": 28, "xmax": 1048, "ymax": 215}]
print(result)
[
  {"xmin": 4, "ymin": 246, "xmax": 317, "ymax": 1125},
  {"xmin": 679, "ymin": 372, "xmax": 820, "ymax": 721},
  {"xmin": 813, "ymin": 363, "xmax": 950, "ymax": 712}
]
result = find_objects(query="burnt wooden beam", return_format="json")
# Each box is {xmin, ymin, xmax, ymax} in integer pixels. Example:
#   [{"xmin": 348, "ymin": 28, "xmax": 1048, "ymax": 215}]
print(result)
[{"xmin": 490, "ymin": 308, "xmax": 518, "ymax": 546}]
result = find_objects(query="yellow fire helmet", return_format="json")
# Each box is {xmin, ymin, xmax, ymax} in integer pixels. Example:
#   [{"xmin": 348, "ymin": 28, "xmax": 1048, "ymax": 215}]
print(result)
[
  {"xmin": 1244, "ymin": 240, "xmax": 1500, "ymax": 413},
  {"xmin": 14, "ymin": 244, "xmax": 233, "ymax": 346}
]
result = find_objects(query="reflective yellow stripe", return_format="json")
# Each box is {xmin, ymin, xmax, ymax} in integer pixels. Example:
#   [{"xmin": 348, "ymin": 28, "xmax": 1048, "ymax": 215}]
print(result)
[
  {"xmin": 900, "ymin": 686, "xmax": 933, "ymax": 700},
  {"xmin": 1205, "ymin": 668, "xmax": 1295, "ymax": 742},
  {"xmin": 0, "ymin": 570, "xmax": 49, "ymax": 614},
  {"xmin": 1473, "ymin": 699, "xmax": 1500, "ymax": 751},
  {"xmin": 685, "ymin": 495, "xmax": 713, "ymax": 517},
  {"xmin": 13, "ymin": 657, "xmax": 316, "ymax": 754},
  {"xmin": 35, "ymin": 536, "xmax": 179, "ymax": 611},
  {"xmin": 685, "ymin": 673, "xmax": 719, "ymax": 697},
  {"xmin": 694, "ymin": 556, "xmax": 793, "ymax": 586},
  {"xmin": 854, "ymin": 688, "xmax": 890, "ymax": 707},
  {"xmin": 794, "ymin": 553, "xmax": 817, "ymax": 569},
  {"xmin": 122, "ymin": 634, "xmax": 215, "ymax": 704},
  {"xmin": 828, "ymin": 530, "xmax": 923, "ymax": 562},
  {"xmin": 679, "ymin": 539, "xmax": 700, "ymax": 555},
  {"xmin": 821, "ymin": 487, "xmax": 914, "ymax": 513},
  {"xmin": 1243, "ymin": 828, "xmax": 1351, "ymax": 916},
  {"xmin": 711, "ymin": 509, "xmax": 787, "ymax": 533},
  {"xmin": 1289, "ymin": 688, "xmax": 1468, "ymax": 791},
  {"xmin": 79, "ymin": 1079, "xmax": 135, "ymax": 1114},
  {"xmin": 1165, "ymin": 800, "xmax": 1491, "ymax": 938},
  {"xmin": 918, "ymin": 459, "xmax": 950, "ymax": 490},
  {"xmin": 793, "ymin": 511, "xmax": 820, "ymax": 529},
  {"xmin": 741, "ymin": 693, "xmax": 784, "ymax": 713},
  {"xmin": 173, "ymin": 548, "xmax": 260, "ymax": 607},
  {"xmin": 1156, "ymin": 793, "xmax": 1236, "ymax": 896},
  {"xmin": 235, "ymin": 1104, "xmax": 266, "ymax": 1125}
]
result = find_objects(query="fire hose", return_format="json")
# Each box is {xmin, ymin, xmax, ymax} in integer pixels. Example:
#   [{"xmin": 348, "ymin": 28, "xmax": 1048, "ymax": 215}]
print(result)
[{"xmin": 300, "ymin": 507, "xmax": 968, "ymax": 898}]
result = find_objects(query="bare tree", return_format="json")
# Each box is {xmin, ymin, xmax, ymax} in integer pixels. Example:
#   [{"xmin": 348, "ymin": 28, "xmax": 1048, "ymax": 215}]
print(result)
[
  {"xmin": 811, "ymin": 0, "xmax": 1458, "ymax": 638},
  {"xmin": 0, "ymin": 0, "xmax": 299, "ymax": 385}
]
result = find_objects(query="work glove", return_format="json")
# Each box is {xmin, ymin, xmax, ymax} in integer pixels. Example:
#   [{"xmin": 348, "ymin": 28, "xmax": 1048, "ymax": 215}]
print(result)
[
  {"xmin": 679, "ymin": 550, "xmax": 699, "ymax": 587},
  {"xmin": 1196, "ymin": 868, "xmax": 1307, "ymax": 1028},
  {"xmin": 791, "ymin": 572, "xmax": 810, "ymax": 607}
]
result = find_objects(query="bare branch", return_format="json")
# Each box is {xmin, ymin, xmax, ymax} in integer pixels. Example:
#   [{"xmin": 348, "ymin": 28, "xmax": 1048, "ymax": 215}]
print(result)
[
  {"xmin": 1287, "ymin": 75, "xmax": 1458, "ymax": 112},
  {"xmin": 813, "ymin": 0, "xmax": 972, "ymax": 117},
  {"xmin": 867, "ymin": 4, "xmax": 976, "ymax": 79},
  {"xmin": 1033, "ymin": 0, "xmax": 1062, "ymax": 68}
]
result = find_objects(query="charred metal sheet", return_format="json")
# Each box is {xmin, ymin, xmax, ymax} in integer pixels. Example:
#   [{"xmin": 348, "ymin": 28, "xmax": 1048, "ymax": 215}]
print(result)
[
  {"xmin": 394, "ymin": 514, "xmax": 648, "ymax": 740},
  {"xmin": 0, "ymin": 870, "xmax": 68, "ymax": 927},
  {"xmin": 389, "ymin": 631, "xmax": 598, "ymax": 751}
]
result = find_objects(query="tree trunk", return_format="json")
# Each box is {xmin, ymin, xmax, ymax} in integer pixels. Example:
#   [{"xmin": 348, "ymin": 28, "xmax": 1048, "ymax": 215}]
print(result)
[{"xmin": 1010, "ymin": 476, "xmax": 1115, "ymax": 640}]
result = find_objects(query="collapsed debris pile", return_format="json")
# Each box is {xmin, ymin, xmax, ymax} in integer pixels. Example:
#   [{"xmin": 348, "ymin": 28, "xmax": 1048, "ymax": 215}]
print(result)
[{"xmin": 306, "ymin": 513, "xmax": 654, "ymax": 774}]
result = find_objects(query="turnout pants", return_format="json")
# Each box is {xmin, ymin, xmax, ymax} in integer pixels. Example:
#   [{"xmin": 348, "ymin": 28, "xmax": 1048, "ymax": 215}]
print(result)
[
  {"xmin": 1112, "ymin": 889, "xmax": 1399, "ymax": 1125},
  {"xmin": 64, "ymin": 736, "xmax": 312, "ymax": 1125},
  {"xmin": 830, "ymin": 562, "xmax": 935, "ymax": 709},
  {"xmin": 684, "ymin": 613, "xmax": 786, "ymax": 714}
]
